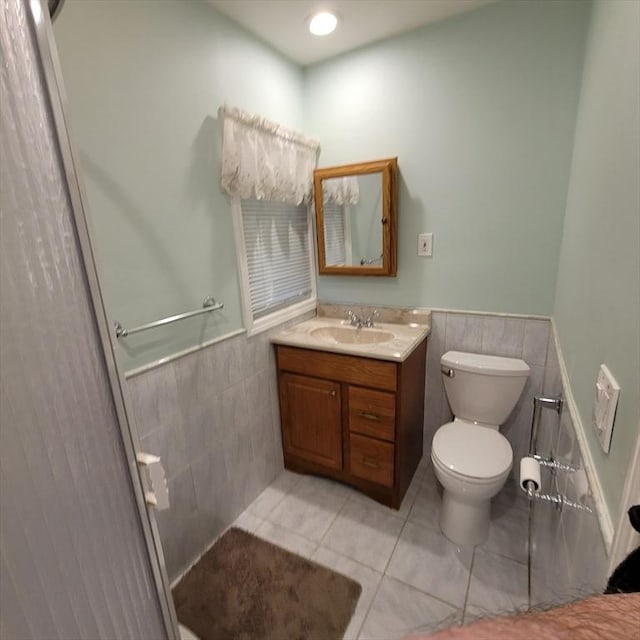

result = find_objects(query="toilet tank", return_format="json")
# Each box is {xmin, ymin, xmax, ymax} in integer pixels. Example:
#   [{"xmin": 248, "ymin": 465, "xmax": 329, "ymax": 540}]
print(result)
[{"xmin": 441, "ymin": 351, "xmax": 530, "ymax": 426}]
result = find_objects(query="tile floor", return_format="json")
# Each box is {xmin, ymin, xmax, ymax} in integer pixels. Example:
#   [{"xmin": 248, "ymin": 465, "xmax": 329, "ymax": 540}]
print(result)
[{"xmin": 231, "ymin": 457, "xmax": 531, "ymax": 640}]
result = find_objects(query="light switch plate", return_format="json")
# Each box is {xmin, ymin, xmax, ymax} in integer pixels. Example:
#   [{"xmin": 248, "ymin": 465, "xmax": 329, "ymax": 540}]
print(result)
[
  {"xmin": 418, "ymin": 233, "xmax": 433, "ymax": 257},
  {"xmin": 592, "ymin": 364, "xmax": 620, "ymax": 454}
]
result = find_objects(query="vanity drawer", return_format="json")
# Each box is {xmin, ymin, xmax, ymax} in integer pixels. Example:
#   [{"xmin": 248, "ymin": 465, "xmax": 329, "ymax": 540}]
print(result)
[
  {"xmin": 349, "ymin": 386, "xmax": 395, "ymax": 442},
  {"xmin": 276, "ymin": 346, "xmax": 397, "ymax": 391},
  {"xmin": 349, "ymin": 433, "xmax": 394, "ymax": 487}
]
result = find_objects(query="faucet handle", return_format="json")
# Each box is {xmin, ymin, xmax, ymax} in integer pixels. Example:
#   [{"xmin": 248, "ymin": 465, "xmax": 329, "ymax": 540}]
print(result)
[{"xmin": 364, "ymin": 309, "xmax": 379, "ymax": 328}]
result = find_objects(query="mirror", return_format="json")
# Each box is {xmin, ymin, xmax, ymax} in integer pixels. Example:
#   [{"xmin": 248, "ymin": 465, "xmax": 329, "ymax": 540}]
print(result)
[{"xmin": 314, "ymin": 158, "xmax": 398, "ymax": 276}]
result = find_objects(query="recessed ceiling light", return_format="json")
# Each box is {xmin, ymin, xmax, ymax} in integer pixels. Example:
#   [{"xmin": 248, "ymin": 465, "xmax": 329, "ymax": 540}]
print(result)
[{"xmin": 308, "ymin": 12, "xmax": 338, "ymax": 36}]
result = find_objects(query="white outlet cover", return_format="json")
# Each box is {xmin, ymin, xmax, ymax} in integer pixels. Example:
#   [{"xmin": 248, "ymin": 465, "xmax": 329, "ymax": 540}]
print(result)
[{"xmin": 592, "ymin": 364, "xmax": 620, "ymax": 454}]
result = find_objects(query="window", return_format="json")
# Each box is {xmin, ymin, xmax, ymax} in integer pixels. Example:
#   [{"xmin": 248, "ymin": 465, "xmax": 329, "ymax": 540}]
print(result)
[
  {"xmin": 232, "ymin": 197, "xmax": 316, "ymax": 334},
  {"xmin": 322, "ymin": 201, "xmax": 347, "ymax": 266}
]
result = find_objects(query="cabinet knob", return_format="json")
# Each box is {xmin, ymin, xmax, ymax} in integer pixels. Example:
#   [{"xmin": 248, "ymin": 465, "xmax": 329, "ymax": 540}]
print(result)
[{"xmin": 330, "ymin": 390, "xmax": 336, "ymax": 397}]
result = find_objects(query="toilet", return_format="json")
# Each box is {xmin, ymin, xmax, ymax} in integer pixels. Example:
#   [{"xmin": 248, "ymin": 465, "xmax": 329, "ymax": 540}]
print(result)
[{"xmin": 431, "ymin": 350, "xmax": 530, "ymax": 546}]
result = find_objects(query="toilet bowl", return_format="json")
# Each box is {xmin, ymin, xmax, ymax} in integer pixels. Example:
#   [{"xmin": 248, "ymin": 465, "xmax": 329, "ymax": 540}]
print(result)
[
  {"xmin": 432, "ymin": 420, "xmax": 513, "ymax": 545},
  {"xmin": 431, "ymin": 351, "xmax": 529, "ymax": 546}
]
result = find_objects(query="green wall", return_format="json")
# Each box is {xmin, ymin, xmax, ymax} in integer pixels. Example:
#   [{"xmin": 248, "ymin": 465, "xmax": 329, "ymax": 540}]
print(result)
[
  {"xmin": 54, "ymin": 0, "xmax": 639, "ymax": 521},
  {"xmin": 54, "ymin": 1, "xmax": 305, "ymax": 370},
  {"xmin": 55, "ymin": 1, "xmax": 592, "ymax": 373},
  {"xmin": 553, "ymin": 0, "xmax": 640, "ymax": 524},
  {"xmin": 305, "ymin": 0, "xmax": 590, "ymax": 315}
]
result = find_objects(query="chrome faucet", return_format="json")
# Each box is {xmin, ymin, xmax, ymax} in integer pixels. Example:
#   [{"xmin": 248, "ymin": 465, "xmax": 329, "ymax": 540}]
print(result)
[
  {"xmin": 347, "ymin": 310, "xmax": 363, "ymax": 328},
  {"xmin": 347, "ymin": 309, "xmax": 379, "ymax": 328},
  {"xmin": 364, "ymin": 309, "xmax": 379, "ymax": 328}
]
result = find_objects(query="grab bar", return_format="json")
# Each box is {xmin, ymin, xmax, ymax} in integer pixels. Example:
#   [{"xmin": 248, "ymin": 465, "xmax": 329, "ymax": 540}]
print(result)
[{"xmin": 114, "ymin": 296, "xmax": 223, "ymax": 338}]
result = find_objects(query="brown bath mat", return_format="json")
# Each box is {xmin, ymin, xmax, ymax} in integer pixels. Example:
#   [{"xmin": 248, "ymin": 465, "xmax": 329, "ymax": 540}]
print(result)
[{"xmin": 173, "ymin": 527, "xmax": 362, "ymax": 640}]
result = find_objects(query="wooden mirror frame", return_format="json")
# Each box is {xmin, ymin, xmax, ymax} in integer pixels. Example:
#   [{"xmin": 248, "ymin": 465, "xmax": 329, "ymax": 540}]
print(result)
[{"xmin": 314, "ymin": 157, "xmax": 398, "ymax": 276}]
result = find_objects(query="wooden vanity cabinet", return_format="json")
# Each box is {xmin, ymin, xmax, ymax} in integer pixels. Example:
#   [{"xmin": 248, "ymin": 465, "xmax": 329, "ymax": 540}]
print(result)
[{"xmin": 275, "ymin": 339, "xmax": 427, "ymax": 509}]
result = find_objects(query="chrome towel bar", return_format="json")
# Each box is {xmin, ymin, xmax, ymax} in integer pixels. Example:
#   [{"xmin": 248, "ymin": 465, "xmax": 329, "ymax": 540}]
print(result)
[{"xmin": 114, "ymin": 296, "xmax": 223, "ymax": 338}]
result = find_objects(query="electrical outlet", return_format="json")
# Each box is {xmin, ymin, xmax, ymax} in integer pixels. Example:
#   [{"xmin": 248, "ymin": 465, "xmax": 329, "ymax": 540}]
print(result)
[{"xmin": 418, "ymin": 233, "xmax": 433, "ymax": 257}]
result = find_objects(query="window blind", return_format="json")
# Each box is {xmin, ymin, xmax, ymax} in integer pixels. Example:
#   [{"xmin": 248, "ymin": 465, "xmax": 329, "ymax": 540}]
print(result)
[
  {"xmin": 241, "ymin": 199, "xmax": 313, "ymax": 320},
  {"xmin": 323, "ymin": 202, "xmax": 346, "ymax": 265}
]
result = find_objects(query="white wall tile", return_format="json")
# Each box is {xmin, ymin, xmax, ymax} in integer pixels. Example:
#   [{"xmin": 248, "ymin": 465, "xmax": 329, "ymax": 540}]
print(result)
[
  {"xmin": 503, "ymin": 364, "xmax": 544, "ymax": 472},
  {"xmin": 530, "ymin": 330, "xmax": 609, "ymax": 605},
  {"xmin": 129, "ymin": 363, "xmax": 183, "ymax": 439},
  {"xmin": 523, "ymin": 319, "xmax": 551, "ymax": 366},
  {"xmin": 481, "ymin": 316, "xmax": 526, "ymax": 358},
  {"xmin": 445, "ymin": 313, "xmax": 484, "ymax": 353},
  {"xmin": 139, "ymin": 421, "xmax": 189, "ymax": 481},
  {"xmin": 128, "ymin": 326, "xmax": 288, "ymax": 580},
  {"xmin": 424, "ymin": 312, "xmax": 447, "ymax": 433}
]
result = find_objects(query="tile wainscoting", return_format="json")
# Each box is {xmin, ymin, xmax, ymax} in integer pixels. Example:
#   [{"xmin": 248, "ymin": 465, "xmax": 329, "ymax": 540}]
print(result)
[
  {"xmin": 125, "ymin": 303, "xmax": 610, "ymax": 599},
  {"xmin": 423, "ymin": 310, "xmax": 610, "ymax": 606},
  {"xmin": 125, "ymin": 312, "xmax": 314, "ymax": 580},
  {"xmin": 530, "ymin": 323, "xmax": 608, "ymax": 605},
  {"xmin": 423, "ymin": 310, "xmax": 550, "ymax": 476}
]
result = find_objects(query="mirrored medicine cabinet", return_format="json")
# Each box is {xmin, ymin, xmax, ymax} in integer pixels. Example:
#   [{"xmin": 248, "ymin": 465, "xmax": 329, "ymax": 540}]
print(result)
[{"xmin": 313, "ymin": 157, "xmax": 398, "ymax": 276}]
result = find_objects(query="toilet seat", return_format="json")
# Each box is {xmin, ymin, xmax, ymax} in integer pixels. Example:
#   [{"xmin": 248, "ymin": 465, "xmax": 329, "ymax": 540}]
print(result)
[{"xmin": 432, "ymin": 420, "xmax": 512, "ymax": 481}]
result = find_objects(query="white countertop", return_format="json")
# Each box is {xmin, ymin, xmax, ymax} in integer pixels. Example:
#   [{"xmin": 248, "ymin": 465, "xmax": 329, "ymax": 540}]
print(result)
[{"xmin": 271, "ymin": 316, "xmax": 431, "ymax": 362}]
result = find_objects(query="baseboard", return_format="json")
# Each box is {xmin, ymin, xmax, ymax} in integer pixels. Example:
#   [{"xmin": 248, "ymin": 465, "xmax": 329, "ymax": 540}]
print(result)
[{"xmin": 551, "ymin": 318, "xmax": 614, "ymax": 552}]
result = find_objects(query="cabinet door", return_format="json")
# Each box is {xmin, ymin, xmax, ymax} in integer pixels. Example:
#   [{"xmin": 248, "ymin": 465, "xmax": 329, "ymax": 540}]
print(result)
[{"xmin": 280, "ymin": 373, "xmax": 342, "ymax": 470}]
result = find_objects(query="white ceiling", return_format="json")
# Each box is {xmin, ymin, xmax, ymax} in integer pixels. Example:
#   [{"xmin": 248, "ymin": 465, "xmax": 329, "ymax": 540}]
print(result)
[{"xmin": 209, "ymin": 0, "xmax": 495, "ymax": 66}]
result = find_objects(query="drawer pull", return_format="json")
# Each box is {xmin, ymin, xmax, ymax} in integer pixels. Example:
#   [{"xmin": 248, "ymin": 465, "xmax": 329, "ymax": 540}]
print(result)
[
  {"xmin": 362, "ymin": 457, "xmax": 380, "ymax": 469},
  {"xmin": 330, "ymin": 390, "xmax": 336, "ymax": 397},
  {"xmin": 359, "ymin": 411, "xmax": 380, "ymax": 421}
]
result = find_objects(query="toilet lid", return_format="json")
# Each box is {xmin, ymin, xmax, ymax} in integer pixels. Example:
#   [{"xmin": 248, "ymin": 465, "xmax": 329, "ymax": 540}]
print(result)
[{"xmin": 432, "ymin": 421, "xmax": 513, "ymax": 479}]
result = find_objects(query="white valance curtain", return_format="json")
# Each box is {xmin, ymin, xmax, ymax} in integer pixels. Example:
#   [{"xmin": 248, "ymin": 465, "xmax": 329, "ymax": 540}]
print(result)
[
  {"xmin": 322, "ymin": 176, "xmax": 360, "ymax": 205},
  {"xmin": 219, "ymin": 105, "xmax": 320, "ymax": 205}
]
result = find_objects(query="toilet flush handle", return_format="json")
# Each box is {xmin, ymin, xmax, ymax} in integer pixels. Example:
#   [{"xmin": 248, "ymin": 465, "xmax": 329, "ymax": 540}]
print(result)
[{"xmin": 441, "ymin": 366, "xmax": 455, "ymax": 378}]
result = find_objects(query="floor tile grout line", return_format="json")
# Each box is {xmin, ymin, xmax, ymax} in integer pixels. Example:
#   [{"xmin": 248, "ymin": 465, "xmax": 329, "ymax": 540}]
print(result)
[
  {"xmin": 253, "ymin": 519, "xmax": 319, "ymax": 558},
  {"xmin": 352, "ymin": 568, "xmax": 386, "ymax": 640},
  {"xmin": 381, "ymin": 517, "xmax": 409, "ymax": 576},
  {"xmin": 316, "ymin": 492, "xmax": 353, "ymax": 547},
  {"xmin": 460, "ymin": 547, "xmax": 476, "ymax": 625},
  {"xmin": 261, "ymin": 479, "xmax": 354, "ymax": 547},
  {"xmin": 381, "ymin": 509, "xmax": 476, "ymax": 615},
  {"xmin": 307, "ymin": 545, "xmax": 386, "ymax": 640},
  {"xmin": 475, "ymin": 546, "xmax": 529, "ymax": 567},
  {"xmin": 380, "ymin": 570, "xmax": 466, "ymax": 613},
  {"xmin": 248, "ymin": 470, "xmax": 303, "ymax": 520},
  {"xmin": 245, "ymin": 464, "xmax": 528, "ymax": 633},
  {"xmin": 312, "ymin": 544, "xmax": 386, "ymax": 579}
]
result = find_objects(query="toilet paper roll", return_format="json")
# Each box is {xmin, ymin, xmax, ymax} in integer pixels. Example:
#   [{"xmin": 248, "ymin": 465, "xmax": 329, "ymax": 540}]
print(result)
[{"xmin": 520, "ymin": 456, "xmax": 541, "ymax": 493}]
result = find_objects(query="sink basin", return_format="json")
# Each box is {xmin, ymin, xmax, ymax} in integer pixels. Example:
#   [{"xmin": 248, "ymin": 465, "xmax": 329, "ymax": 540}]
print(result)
[{"xmin": 310, "ymin": 326, "xmax": 394, "ymax": 345}]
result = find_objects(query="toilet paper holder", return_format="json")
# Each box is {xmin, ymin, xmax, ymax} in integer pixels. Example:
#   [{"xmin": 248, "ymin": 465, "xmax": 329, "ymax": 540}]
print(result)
[
  {"xmin": 521, "ymin": 394, "xmax": 593, "ymax": 513},
  {"xmin": 521, "ymin": 467, "xmax": 593, "ymax": 514},
  {"xmin": 530, "ymin": 452, "xmax": 578, "ymax": 474}
]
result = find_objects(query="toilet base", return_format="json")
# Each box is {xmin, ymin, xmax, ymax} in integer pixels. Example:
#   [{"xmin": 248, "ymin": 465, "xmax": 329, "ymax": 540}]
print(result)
[{"xmin": 439, "ymin": 490, "xmax": 491, "ymax": 546}]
